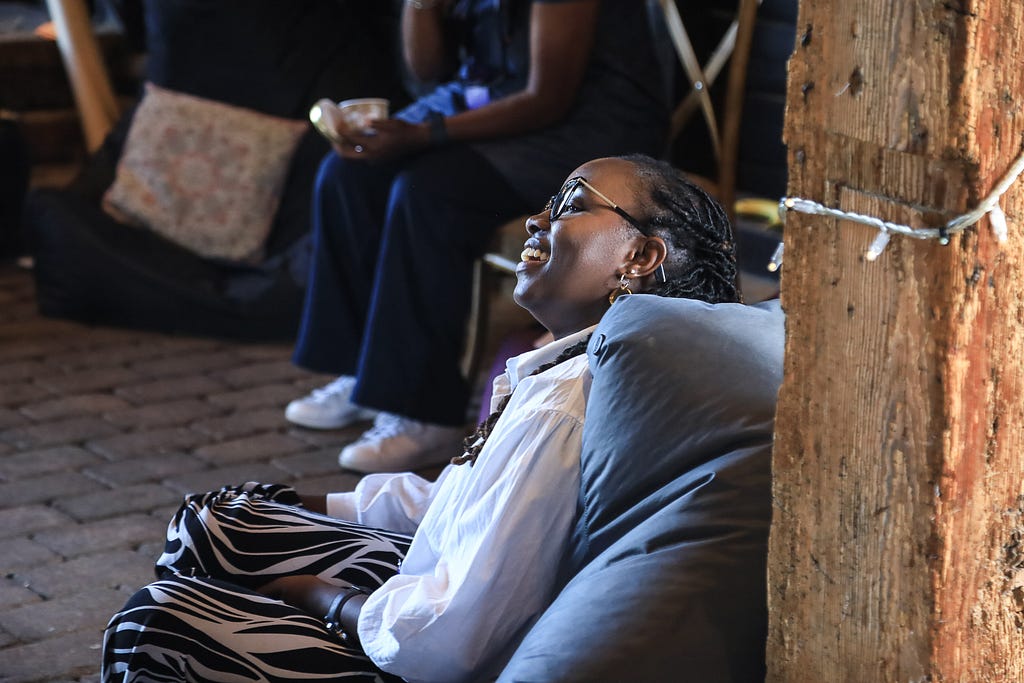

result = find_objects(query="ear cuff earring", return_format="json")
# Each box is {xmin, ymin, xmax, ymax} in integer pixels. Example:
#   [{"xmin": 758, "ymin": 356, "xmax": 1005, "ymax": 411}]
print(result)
[{"xmin": 609, "ymin": 273, "xmax": 633, "ymax": 304}]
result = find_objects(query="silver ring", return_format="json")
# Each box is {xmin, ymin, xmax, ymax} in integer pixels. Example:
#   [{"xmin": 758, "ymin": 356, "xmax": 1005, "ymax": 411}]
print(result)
[{"xmin": 354, "ymin": 145, "xmax": 364, "ymax": 153}]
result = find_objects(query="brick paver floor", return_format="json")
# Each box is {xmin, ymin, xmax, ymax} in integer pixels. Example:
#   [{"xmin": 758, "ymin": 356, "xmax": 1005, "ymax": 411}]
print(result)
[{"xmin": 0, "ymin": 264, "xmax": 382, "ymax": 682}]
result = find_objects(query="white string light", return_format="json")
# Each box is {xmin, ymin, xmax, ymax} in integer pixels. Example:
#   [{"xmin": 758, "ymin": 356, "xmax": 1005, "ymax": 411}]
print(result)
[
  {"xmin": 770, "ymin": 145, "xmax": 1024, "ymax": 271},
  {"xmin": 864, "ymin": 230, "xmax": 891, "ymax": 262},
  {"xmin": 767, "ymin": 242, "xmax": 785, "ymax": 272}
]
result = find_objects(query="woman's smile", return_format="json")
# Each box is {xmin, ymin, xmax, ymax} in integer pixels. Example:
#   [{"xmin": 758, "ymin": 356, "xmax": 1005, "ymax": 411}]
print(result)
[{"xmin": 517, "ymin": 238, "xmax": 550, "ymax": 272}]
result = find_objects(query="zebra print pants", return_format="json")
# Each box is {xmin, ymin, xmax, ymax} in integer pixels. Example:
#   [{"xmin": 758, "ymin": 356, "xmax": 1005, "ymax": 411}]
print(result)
[{"xmin": 102, "ymin": 482, "xmax": 413, "ymax": 682}]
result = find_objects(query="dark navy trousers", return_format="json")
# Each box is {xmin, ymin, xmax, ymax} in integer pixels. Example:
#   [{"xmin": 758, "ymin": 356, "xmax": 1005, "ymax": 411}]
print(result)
[{"xmin": 293, "ymin": 145, "xmax": 533, "ymax": 426}]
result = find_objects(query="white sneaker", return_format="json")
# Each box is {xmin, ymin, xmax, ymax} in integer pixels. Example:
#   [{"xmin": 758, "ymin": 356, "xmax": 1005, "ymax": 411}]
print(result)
[
  {"xmin": 285, "ymin": 376, "xmax": 377, "ymax": 429},
  {"xmin": 339, "ymin": 412, "xmax": 466, "ymax": 473}
]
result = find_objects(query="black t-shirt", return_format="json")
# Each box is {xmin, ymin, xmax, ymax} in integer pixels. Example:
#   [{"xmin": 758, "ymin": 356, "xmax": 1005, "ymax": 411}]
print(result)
[{"xmin": 398, "ymin": 0, "xmax": 669, "ymax": 205}]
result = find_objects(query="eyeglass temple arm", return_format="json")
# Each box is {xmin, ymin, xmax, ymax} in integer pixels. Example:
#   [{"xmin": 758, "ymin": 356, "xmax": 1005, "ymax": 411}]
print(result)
[{"xmin": 583, "ymin": 179, "xmax": 667, "ymax": 283}]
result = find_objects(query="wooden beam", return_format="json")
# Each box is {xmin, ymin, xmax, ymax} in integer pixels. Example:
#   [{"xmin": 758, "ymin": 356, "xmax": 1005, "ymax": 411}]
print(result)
[
  {"xmin": 45, "ymin": 0, "xmax": 119, "ymax": 152},
  {"xmin": 768, "ymin": 1, "xmax": 1024, "ymax": 680}
]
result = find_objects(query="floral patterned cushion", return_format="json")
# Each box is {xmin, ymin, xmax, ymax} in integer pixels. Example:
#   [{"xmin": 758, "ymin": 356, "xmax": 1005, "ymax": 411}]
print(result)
[{"xmin": 102, "ymin": 83, "xmax": 308, "ymax": 262}]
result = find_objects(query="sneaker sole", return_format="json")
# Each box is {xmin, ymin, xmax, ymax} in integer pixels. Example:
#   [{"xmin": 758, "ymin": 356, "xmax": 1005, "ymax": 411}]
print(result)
[
  {"xmin": 284, "ymin": 406, "xmax": 377, "ymax": 430},
  {"xmin": 338, "ymin": 442, "xmax": 458, "ymax": 474}
]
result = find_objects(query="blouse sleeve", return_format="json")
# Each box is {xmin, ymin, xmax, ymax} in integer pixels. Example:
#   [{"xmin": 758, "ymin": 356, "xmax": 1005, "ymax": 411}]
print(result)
[
  {"xmin": 356, "ymin": 407, "xmax": 583, "ymax": 683},
  {"xmin": 325, "ymin": 468, "xmax": 453, "ymax": 535}
]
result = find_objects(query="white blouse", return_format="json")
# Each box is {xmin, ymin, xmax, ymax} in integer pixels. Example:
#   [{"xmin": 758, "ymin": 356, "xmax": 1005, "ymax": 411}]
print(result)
[{"xmin": 326, "ymin": 326, "xmax": 595, "ymax": 682}]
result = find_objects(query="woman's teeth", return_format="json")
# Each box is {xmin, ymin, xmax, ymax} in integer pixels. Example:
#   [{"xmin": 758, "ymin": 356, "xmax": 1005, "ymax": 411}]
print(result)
[{"xmin": 520, "ymin": 247, "xmax": 549, "ymax": 262}]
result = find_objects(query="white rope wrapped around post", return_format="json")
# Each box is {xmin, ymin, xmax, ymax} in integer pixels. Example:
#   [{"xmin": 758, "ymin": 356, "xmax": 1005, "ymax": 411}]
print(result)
[{"xmin": 771, "ymin": 144, "xmax": 1024, "ymax": 270}]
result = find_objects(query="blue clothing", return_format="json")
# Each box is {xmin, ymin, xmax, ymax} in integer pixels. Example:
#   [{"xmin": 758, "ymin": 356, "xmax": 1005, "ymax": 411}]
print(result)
[
  {"xmin": 397, "ymin": 0, "xmax": 668, "ymax": 204},
  {"xmin": 294, "ymin": 146, "xmax": 526, "ymax": 425},
  {"xmin": 293, "ymin": 0, "xmax": 668, "ymax": 425}
]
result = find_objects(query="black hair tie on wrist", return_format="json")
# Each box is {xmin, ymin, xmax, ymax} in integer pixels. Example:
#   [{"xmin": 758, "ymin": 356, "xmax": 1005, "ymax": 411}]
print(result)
[{"xmin": 323, "ymin": 585, "xmax": 368, "ymax": 642}]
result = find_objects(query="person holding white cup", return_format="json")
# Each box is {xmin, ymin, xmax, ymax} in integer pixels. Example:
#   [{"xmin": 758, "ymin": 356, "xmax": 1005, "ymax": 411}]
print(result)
[{"xmin": 287, "ymin": 0, "xmax": 670, "ymax": 473}]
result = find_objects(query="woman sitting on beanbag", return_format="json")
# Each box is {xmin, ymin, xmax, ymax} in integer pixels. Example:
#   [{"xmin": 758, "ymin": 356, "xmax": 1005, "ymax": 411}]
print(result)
[{"xmin": 101, "ymin": 153, "xmax": 741, "ymax": 683}]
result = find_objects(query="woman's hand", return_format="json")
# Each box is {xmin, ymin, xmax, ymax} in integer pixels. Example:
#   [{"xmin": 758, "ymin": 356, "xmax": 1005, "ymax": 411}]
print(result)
[
  {"xmin": 256, "ymin": 574, "xmax": 339, "ymax": 617},
  {"xmin": 334, "ymin": 118, "xmax": 430, "ymax": 162}
]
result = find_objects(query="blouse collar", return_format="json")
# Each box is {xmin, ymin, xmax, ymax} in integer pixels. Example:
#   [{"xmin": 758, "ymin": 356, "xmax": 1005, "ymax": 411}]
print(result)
[{"xmin": 504, "ymin": 325, "xmax": 597, "ymax": 390}]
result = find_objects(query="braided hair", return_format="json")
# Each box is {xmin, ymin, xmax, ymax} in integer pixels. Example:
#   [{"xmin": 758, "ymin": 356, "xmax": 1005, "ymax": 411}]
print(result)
[
  {"xmin": 620, "ymin": 154, "xmax": 742, "ymax": 305},
  {"xmin": 452, "ymin": 154, "xmax": 741, "ymax": 466}
]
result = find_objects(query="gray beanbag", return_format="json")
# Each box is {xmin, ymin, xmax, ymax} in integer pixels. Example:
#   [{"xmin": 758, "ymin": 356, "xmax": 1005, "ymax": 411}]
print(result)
[{"xmin": 498, "ymin": 294, "xmax": 784, "ymax": 683}]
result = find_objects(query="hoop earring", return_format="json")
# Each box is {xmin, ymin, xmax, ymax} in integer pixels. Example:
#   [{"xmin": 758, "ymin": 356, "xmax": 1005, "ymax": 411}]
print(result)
[{"xmin": 608, "ymin": 273, "xmax": 633, "ymax": 304}]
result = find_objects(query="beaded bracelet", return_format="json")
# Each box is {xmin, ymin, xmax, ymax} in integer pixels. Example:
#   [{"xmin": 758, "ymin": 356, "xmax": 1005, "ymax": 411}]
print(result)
[
  {"xmin": 323, "ymin": 585, "xmax": 368, "ymax": 642},
  {"xmin": 407, "ymin": 0, "xmax": 442, "ymax": 9}
]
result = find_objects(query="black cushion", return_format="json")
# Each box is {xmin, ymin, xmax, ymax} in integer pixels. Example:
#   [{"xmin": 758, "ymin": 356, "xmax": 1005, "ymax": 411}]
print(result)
[{"xmin": 499, "ymin": 295, "xmax": 784, "ymax": 682}]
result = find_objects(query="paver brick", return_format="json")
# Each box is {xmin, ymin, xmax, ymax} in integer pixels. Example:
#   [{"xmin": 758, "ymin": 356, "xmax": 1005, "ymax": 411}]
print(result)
[
  {"xmin": 0, "ymin": 446, "xmax": 100, "ymax": 481},
  {"xmin": 100, "ymin": 398, "xmax": 223, "ymax": 430},
  {"xmin": 0, "ymin": 266, "xmax": 368, "ymax": 680},
  {"xmin": 43, "ymin": 340, "xmax": 172, "ymax": 370},
  {"xmin": 34, "ymin": 366, "xmax": 147, "ymax": 395},
  {"xmin": 84, "ymin": 452, "xmax": 207, "ymax": 487},
  {"xmin": 129, "ymin": 349, "xmax": 244, "ymax": 379},
  {"xmin": 0, "ymin": 382, "xmax": 54, "ymax": 408},
  {"xmin": 85, "ymin": 427, "xmax": 208, "ymax": 461},
  {"xmin": 0, "ymin": 577, "xmax": 43, "ymax": 610},
  {"xmin": 0, "ymin": 586, "xmax": 129, "ymax": 641},
  {"xmin": 232, "ymin": 342, "xmax": 294, "ymax": 361},
  {"xmin": 0, "ymin": 627, "xmax": 16, "ymax": 649},
  {"xmin": 207, "ymin": 382, "xmax": 300, "ymax": 410},
  {"xmin": 0, "ymin": 416, "xmax": 120, "ymax": 450},
  {"xmin": 193, "ymin": 431, "xmax": 308, "ymax": 464},
  {"xmin": 0, "ymin": 359, "xmax": 48, "ymax": 383},
  {"xmin": 0, "ymin": 317, "xmax": 84, "ymax": 342},
  {"xmin": 53, "ymin": 483, "xmax": 182, "ymax": 522},
  {"xmin": 0, "ymin": 505, "xmax": 75, "ymax": 539},
  {"xmin": 290, "ymin": 471, "xmax": 365, "ymax": 496},
  {"xmin": 288, "ymin": 424, "xmax": 365, "ymax": 448},
  {"xmin": 0, "ymin": 337, "xmax": 80, "ymax": 363},
  {"xmin": 271, "ymin": 449, "xmax": 346, "ymax": 478},
  {"xmin": 129, "ymin": 335, "xmax": 224, "ymax": 355},
  {"xmin": 0, "ymin": 407, "xmax": 28, "ymax": 429},
  {"xmin": 114, "ymin": 374, "xmax": 228, "ymax": 404},
  {"xmin": 9, "ymin": 549, "xmax": 155, "ymax": 599},
  {"xmin": 32, "ymin": 513, "xmax": 169, "ymax": 558},
  {"xmin": 0, "ymin": 625, "xmax": 103, "ymax": 682},
  {"xmin": 19, "ymin": 394, "xmax": 132, "ymax": 421},
  {"xmin": 163, "ymin": 463, "xmax": 295, "ymax": 495},
  {"xmin": 0, "ymin": 471, "xmax": 104, "ymax": 508},
  {"xmin": 190, "ymin": 408, "xmax": 290, "ymax": 440},
  {"xmin": 135, "ymin": 539, "xmax": 167, "ymax": 561},
  {"xmin": 216, "ymin": 360, "xmax": 308, "ymax": 388},
  {"xmin": 0, "ymin": 340, "xmax": 44, "ymax": 362},
  {"xmin": 0, "ymin": 537, "xmax": 61, "ymax": 572},
  {"xmin": 291, "ymin": 374, "xmax": 333, "ymax": 394}
]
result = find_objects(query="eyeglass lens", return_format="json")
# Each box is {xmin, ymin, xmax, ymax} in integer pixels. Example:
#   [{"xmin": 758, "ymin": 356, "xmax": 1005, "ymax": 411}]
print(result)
[{"xmin": 549, "ymin": 178, "xmax": 581, "ymax": 222}]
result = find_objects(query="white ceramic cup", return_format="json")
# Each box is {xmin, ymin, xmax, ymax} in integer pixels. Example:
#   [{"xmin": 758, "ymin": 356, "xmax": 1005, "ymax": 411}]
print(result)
[{"xmin": 337, "ymin": 98, "xmax": 390, "ymax": 134}]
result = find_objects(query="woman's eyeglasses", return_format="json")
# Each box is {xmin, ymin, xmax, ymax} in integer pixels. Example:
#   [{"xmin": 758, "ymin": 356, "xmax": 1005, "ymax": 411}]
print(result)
[
  {"xmin": 547, "ymin": 176, "xmax": 665, "ymax": 284},
  {"xmin": 548, "ymin": 176, "xmax": 649, "ymax": 235}
]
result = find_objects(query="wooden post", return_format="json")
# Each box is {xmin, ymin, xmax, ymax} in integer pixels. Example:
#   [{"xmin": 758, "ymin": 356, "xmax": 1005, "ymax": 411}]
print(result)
[{"xmin": 768, "ymin": 1, "xmax": 1024, "ymax": 681}]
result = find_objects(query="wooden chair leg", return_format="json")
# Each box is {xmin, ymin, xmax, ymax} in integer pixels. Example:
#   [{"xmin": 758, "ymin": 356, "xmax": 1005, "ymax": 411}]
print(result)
[
  {"xmin": 460, "ymin": 258, "xmax": 488, "ymax": 382},
  {"xmin": 718, "ymin": 0, "xmax": 761, "ymax": 222}
]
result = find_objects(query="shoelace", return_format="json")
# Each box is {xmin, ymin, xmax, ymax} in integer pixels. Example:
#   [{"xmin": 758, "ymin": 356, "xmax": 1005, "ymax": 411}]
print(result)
[
  {"xmin": 360, "ymin": 413, "xmax": 414, "ymax": 441},
  {"xmin": 309, "ymin": 376, "xmax": 355, "ymax": 402}
]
